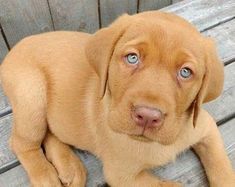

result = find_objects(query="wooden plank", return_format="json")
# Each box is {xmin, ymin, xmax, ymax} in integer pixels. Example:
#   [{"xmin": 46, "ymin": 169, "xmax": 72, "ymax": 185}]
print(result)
[
  {"xmin": 138, "ymin": 0, "xmax": 172, "ymax": 12},
  {"xmin": 0, "ymin": 85, "xmax": 11, "ymax": 117},
  {"xmin": 100, "ymin": 0, "xmax": 138, "ymax": 27},
  {"xmin": 0, "ymin": 0, "xmax": 54, "ymax": 47},
  {"xmin": 163, "ymin": 0, "xmax": 235, "ymax": 32},
  {"xmin": 172, "ymin": 0, "xmax": 184, "ymax": 3},
  {"xmin": 0, "ymin": 31, "xmax": 8, "ymax": 63},
  {"xmin": 1, "ymin": 117, "xmax": 234, "ymax": 187},
  {"xmin": 0, "ymin": 166, "xmax": 29, "ymax": 187},
  {"xmin": 203, "ymin": 19, "xmax": 235, "ymax": 63},
  {"xmin": 48, "ymin": 0, "xmax": 99, "ymax": 33},
  {"xmin": 0, "ymin": 114, "xmax": 16, "ymax": 171}
]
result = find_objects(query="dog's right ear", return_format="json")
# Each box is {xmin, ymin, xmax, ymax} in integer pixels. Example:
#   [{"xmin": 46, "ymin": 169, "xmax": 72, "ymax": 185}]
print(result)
[
  {"xmin": 192, "ymin": 38, "xmax": 224, "ymax": 127},
  {"xmin": 85, "ymin": 14, "xmax": 131, "ymax": 99}
]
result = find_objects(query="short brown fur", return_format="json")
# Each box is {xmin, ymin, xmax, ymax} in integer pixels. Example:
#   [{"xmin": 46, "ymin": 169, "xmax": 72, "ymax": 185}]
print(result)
[{"xmin": 0, "ymin": 11, "xmax": 234, "ymax": 187}]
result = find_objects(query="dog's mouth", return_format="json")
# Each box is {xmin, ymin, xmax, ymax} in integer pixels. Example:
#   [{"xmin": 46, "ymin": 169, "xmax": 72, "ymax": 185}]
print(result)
[{"xmin": 128, "ymin": 134, "xmax": 154, "ymax": 143}]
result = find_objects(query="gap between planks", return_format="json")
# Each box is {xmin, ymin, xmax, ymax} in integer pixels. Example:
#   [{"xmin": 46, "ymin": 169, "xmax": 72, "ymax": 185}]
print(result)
[
  {"xmin": 218, "ymin": 112, "xmax": 235, "ymax": 126},
  {"xmin": 46, "ymin": 0, "xmax": 55, "ymax": 31},
  {"xmin": 98, "ymin": 0, "xmax": 102, "ymax": 29},
  {"xmin": 200, "ymin": 16, "xmax": 235, "ymax": 33},
  {"xmin": 0, "ymin": 23, "xmax": 10, "ymax": 50},
  {"xmin": 225, "ymin": 57, "xmax": 235, "ymax": 66}
]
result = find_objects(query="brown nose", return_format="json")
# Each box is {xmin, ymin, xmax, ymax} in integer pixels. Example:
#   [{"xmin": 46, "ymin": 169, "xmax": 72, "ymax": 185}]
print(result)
[{"xmin": 132, "ymin": 106, "xmax": 164, "ymax": 129}]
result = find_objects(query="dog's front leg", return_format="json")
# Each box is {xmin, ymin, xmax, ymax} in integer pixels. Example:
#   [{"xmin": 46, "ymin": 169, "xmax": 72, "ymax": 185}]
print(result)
[
  {"xmin": 193, "ymin": 112, "xmax": 235, "ymax": 187},
  {"xmin": 103, "ymin": 161, "xmax": 181, "ymax": 187}
]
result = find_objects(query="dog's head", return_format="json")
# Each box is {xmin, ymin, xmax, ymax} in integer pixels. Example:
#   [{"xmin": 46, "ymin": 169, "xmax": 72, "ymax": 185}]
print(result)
[{"xmin": 86, "ymin": 11, "xmax": 224, "ymax": 145}]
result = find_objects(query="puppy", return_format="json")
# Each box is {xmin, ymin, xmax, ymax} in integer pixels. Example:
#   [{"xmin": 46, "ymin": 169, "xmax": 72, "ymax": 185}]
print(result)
[{"xmin": 1, "ymin": 11, "xmax": 234, "ymax": 187}]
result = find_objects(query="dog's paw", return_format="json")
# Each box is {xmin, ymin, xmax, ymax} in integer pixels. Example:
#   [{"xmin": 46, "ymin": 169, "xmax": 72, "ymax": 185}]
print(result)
[
  {"xmin": 31, "ymin": 164, "xmax": 62, "ymax": 187},
  {"xmin": 220, "ymin": 174, "xmax": 235, "ymax": 187},
  {"xmin": 55, "ymin": 154, "xmax": 87, "ymax": 187},
  {"xmin": 209, "ymin": 173, "xmax": 235, "ymax": 187}
]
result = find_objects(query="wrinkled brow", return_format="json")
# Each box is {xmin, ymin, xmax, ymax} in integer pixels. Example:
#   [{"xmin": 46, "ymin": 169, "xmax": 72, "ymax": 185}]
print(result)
[{"xmin": 121, "ymin": 36, "xmax": 150, "ymax": 47}]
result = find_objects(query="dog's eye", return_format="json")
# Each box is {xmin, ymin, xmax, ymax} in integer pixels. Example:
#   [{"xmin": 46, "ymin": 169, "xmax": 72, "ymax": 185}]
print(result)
[
  {"xmin": 125, "ymin": 53, "xmax": 139, "ymax": 65},
  {"xmin": 179, "ymin": 67, "xmax": 192, "ymax": 79}
]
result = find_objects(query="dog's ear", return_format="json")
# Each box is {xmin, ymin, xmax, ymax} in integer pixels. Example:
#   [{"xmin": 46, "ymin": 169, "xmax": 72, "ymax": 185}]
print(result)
[
  {"xmin": 193, "ymin": 38, "xmax": 224, "ymax": 127},
  {"xmin": 85, "ymin": 14, "xmax": 131, "ymax": 99}
]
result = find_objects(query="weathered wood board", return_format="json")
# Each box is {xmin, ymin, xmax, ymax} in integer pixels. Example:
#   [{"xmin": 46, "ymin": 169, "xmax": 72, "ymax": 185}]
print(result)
[
  {"xmin": 203, "ymin": 19, "xmax": 235, "ymax": 63},
  {"xmin": 163, "ymin": 0, "xmax": 235, "ymax": 32},
  {"xmin": 0, "ymin": 31, "xmax": 8, "ymax": 63},
  {"xmin": 99, "ymin": 0, "xmax": 138, "ymax": 27},
  {"xmin": 0, "ymin": 114, "xmax": 16, "ymax": 173},
  {"xmin": 48, "ymin": 0, "xmax": 99, "ymax": 33},
  {"xmin": 0, "ymin": 85, "xmax": 11, "ymax": 117},
  {"xmin": 1, "ymin": 117, "xmax": 234, "ymax": 187},
  {"xmin": 0, "ymin": 0, "xmax": 54, "ymax": 47},
  {"xmin": 138, "ymin": 0, "xmax": 172, "ymax": 12},
  {"xmin": 172, "ymin": 0, "xmax": 184, "ymax": 3}
]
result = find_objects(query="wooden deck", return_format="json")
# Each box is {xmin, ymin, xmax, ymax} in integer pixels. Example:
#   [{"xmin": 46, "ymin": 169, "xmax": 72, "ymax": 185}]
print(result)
[{"xmin": 0, "ymin": 0, "xmax": 235, "ymax": 186}]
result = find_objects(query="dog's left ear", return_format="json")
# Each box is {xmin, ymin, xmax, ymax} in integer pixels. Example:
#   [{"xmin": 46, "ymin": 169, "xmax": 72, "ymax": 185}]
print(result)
[
  {"xmin": 193, "ymin": 38, "xmax": 224, "ymax": 127},
  {"xmin": 85, "ymin": 14, "xmax": 132, "ymax": 99}
]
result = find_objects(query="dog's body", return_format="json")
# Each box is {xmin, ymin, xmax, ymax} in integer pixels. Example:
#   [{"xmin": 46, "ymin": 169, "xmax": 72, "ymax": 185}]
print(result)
[{"xmin": 1, "ymin": 11, "xmax": 234, "ymax": 187}]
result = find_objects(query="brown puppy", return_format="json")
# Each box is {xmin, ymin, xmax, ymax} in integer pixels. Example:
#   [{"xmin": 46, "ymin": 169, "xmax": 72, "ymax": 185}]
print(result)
[{"xmin": 0, "ymin": 11, "xmax": 234, "ymax": 187}]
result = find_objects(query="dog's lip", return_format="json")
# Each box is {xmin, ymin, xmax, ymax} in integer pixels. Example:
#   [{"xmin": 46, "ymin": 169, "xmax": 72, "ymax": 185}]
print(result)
[{"xmin": 128, "ymin": 134, "xmax": 154, "ymax": 143}]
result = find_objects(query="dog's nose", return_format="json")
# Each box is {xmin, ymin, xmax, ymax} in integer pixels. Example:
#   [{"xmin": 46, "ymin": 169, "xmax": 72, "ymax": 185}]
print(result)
[{"xmin": 132, "ymin": 106, "xmax": 164, "ymax": 129}]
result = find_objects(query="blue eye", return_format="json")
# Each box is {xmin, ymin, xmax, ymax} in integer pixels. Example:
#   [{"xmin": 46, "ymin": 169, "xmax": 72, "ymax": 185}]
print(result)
[
  {"xmin": 179, "ymin": 67, "xmax": 192, "ymax": 79},
  {"xmin": 126, "ymin": 53, "xmax": 139, "ymax": 65}
]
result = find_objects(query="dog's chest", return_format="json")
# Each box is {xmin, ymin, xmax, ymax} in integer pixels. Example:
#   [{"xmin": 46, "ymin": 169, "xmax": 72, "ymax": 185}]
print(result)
[{"xmin": 103, "ymin": 126, "xmax": 198, "ymax": 168}]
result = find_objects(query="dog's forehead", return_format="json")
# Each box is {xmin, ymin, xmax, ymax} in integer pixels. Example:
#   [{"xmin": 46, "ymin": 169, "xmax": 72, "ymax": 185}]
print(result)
[
  {"xmin": 120, "ymin": 12, "xmax": 204, "ymax": 58},
  {"xmin": 126, "ymin": 12, "xmax": 201, "ymax": 43},
  {"xmin": 133, "ymin": 11, "xmax": 198, "ymax": 32}
]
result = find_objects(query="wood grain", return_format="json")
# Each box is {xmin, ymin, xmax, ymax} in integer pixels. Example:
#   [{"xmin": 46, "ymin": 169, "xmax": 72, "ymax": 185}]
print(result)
[
  {"xmin": 138, "ymin": 0, "xmax": 172, "ymax": 12},
  {"xmin": 0, "ymin": 0, "xmax": 54, "ymax": 47},
  {"xmin": 0, "ymin": 85, "xmax": 11, "ymax": 117},
  {"xmin": 100, "ymin": 0, "xmax": 138, "ymax": 27},
  {"xmin": 0, "ymin": 114, "xmax": 16, "ymax": 171},
  {"xmin": 0, "ymin": 117, "xmax": 234, "ymax": 187},
  {"xmin": 0, "ymin": 166, "xmax": 29, "ymax": 187},
  {"xmin": 163, "ymin": 0, "xmax": 235, "ymax": 32},
  {"xmin": 203, "ymin": 19, "xmax": 235, "ymax": 63},
  {"xmin": 48, "ymin": 0, "xmax": 99, "ymax": 33},
  {"xmin": 0, "ymin": 31, "xmax": 8, "ymax": 63},
  {"xmin": 172, "ymin": 0, "xmax": 184, "ymax": 3}
]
